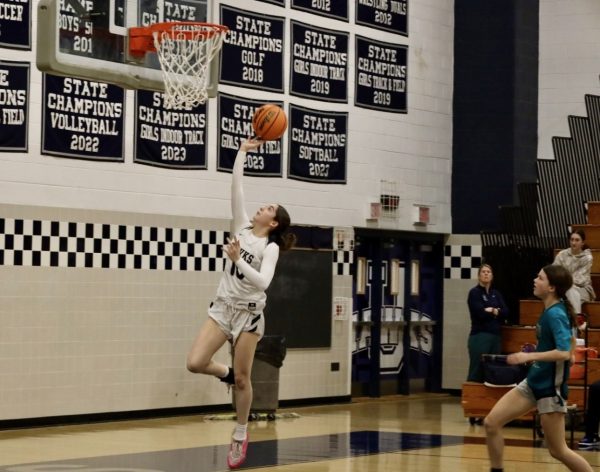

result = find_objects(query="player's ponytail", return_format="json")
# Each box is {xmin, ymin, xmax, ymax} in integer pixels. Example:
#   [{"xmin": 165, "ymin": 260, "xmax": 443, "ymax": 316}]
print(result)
[{"xmin": 269, "ymin": 205, "xmax": 296, "ymax": 251}]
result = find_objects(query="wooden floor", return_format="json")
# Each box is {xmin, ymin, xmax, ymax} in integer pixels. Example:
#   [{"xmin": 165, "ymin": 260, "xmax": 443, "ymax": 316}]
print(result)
[{"xmin": 0, "ymin": 394, "xmax": 598, "ymax": 471}]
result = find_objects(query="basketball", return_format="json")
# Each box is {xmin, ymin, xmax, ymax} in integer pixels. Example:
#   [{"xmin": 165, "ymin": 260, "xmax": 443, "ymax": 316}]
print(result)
[{"xmin": 252, "ymin": 104, "xmax": 287, "ymax": 141}]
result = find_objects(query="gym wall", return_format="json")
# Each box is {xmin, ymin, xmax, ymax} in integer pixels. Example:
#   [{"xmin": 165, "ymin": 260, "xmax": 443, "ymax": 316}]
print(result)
[{"xmin": 0, "ymin": 0, "xmax": 453, "ymax": 420}]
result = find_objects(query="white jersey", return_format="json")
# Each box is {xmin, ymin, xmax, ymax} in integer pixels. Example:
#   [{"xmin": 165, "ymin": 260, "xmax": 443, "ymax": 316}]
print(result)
[
  {"xmin": 216, "ymin": 227, "xmax": 270, "ymax": 308},
  {"xmin": 215, "ymin": 149, "xmax": 281, "ymax": 310}
]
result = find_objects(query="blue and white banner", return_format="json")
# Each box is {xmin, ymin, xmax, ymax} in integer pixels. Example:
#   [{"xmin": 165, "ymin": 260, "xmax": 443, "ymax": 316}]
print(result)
[
  {"xmin": 355, "ymin": 36, "xmax": 407, "ymax": 113},
  {"xmin": 355, "ymin": 0, "xmax": 408, "ymax": 36},
  {"xmin": 288, "ymin": 104, "xmax": 347, "ymax": 184},
  {"xmin": 138, "ymin": 0, "xmax": 208, "ymax": 67},
  {"xmin": 58, "ymin": 0, "xmax": 121, "ymax": 63},
  {"xmin": 217, "ymin": 93, "xmax": 282, "ymax": 177},
  {"xmin": 159, "ymin": 0, "xmax": 206, "ymax": 21},
  {"xmin": 0, "ymin": 61, "xmax": 28, "ymax": 151},
  {"xmin": 42, "ymin": 74, "xmax": 125, "ymax": 161},
  {"xmin": 0, "ymin": 0, "xmax": 31, "ymax": 49},
  {"xmin": 134, "ymin": 91, "xmax": 207, "ymax": 169},
  {"xmin": 290, "ymin": 21, "xmax": 348, "ymax": 103},
  {"xmin": 256, "ymin": 0, "xmax": 284, "ymax": 6},
  {"xmin": 219, "ymin": 5, "xmax": 285, "ymax": 93},
  {"xmin": 291, "ymin": 0, "xmax": 348, "ymax": 22}
]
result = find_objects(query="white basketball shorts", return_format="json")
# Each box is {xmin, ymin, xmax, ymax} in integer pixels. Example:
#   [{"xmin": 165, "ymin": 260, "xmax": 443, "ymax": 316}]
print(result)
[{"xmin": 208, "ymin": 298, "xmax": 265, "ymax": 345}]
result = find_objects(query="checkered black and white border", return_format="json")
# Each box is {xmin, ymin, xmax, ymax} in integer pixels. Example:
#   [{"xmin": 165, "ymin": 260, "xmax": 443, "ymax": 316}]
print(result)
[
  {"xmin": 0, "ymin": 218, "xmax": 227, "ymax": 272},
  {"xmin": 444, "ymin": 245, "xmax": 482, "ymax": 279},
  {"xmin": 334, "ymin": 249, "xmax": 353, "ymax": 276},
  {"xmin": 0, "ymin": 217, "xmax": 349, "ymax": 274}
]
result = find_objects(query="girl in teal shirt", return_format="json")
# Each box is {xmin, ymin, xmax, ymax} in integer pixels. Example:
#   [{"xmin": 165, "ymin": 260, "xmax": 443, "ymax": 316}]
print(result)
[{"xmin": 484, "ymin": 264, "xmax": 592, "ymax": 472}]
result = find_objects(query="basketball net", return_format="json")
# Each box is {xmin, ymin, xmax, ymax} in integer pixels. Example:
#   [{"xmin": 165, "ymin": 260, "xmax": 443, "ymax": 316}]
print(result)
[{"xmin": 152, "ymin": 23, "xmax": 228, "ymax": 109}]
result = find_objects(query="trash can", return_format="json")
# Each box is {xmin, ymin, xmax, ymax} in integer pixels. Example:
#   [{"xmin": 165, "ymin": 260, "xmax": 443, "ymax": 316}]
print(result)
[{"xmin": 233, "ymin": 335, "xmax": 286, "ymax": 414}]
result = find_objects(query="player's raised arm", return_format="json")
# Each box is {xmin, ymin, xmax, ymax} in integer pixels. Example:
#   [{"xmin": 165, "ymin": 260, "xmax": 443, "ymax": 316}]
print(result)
[{"xmin": 230, "ymin": 138, "xmax": 264, "ymax": 235}]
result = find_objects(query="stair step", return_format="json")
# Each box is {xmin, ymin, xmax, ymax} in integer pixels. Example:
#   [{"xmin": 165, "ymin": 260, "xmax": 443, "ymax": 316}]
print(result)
[
  {"xmin": 588, "ymin": 202, "xmax": 600, "ymax": 225},
  {"xmin": 501, "ymin": 325, "xmax": 536, "ymax": 353},
  {"xmin": 462, "ymin": 383, "xmax": 586, "ymax": 418},
  {"xmin": 519, "ymin": 299, "xmax": 600, "ymax": 326},
  {"xmin": 588, "ymin": 302, "xmax": 600, "ymax": 328},
  {"xmin": 588, "ymin": 328, "xmax": 600, "ymax": 347},
  {"xmin": 462, "ymin": 382, "xmax": 535, "ymax": 419},
  {"xmin": 518, "ymin": 299, "xmax": 543, "ymax": 325},
  {"xmin": 569, "ymin": 358, "xmax": 600, "ymax": 386}
]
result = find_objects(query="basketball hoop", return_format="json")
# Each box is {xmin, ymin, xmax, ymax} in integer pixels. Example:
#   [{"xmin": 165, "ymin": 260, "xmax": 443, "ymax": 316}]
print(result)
[{"xmin": 129, "ymin": 22, "xmax": 229, "ymax": 108}]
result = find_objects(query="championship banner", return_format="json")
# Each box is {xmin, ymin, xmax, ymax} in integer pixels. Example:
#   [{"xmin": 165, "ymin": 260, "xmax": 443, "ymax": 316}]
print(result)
[
  {"xmin": 219, "ymin": 5, "xmax": 285, "ymax": 93},
  {"xmin": 355, "ymin": 0, "xmax": 408, "ymax": 36},
  {"xmin": 355, "ymin": 35, "xmax": 407, "ymax": 113},
  {"xmin": 137, "ymin": 0, "xmax": 207, "ymax": 70},
  {"xmin": 134, "ymin": 91, "xmax": 207, "ymax": 169},
  {"xmin": 0, "ymin": 0, "xmax": 31, "ymax": 49},
  {"xmin": 42, "ymin": 74, "xmax": 124, "ymax": 161},
  {"xmin": 58, "ymin": 0, "xmax": 121, "ymax": 63},
  {"xmin": 217, "ymin": 93, "xmax": 282, "ymax": 177},
  {"xmin": 288, "ymin": 104, "xmax": 347, "ymax": 184},
  {"xmin": 0, "ymin": 61, "xmax": 29, "ymax": 151},
  {"xmin": 291, "ymin": 0, "xmax": 349, "ymax": 22},
  {"xmin": 161, "ymin": 0, "xmax": 206, "ymax": 21},
  {"xmin": 256, "ymin": 0, "xmax": 284, "ymax": 6},
  {"xmin": 290, "ymin": 21, "xmax": 348, "ymax": 103}
]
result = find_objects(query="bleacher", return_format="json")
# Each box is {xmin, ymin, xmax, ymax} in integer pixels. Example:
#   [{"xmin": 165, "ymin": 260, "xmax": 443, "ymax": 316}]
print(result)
[{"xmin": 462, "ymin": 201, "xmax": 600, "ymax": 420}]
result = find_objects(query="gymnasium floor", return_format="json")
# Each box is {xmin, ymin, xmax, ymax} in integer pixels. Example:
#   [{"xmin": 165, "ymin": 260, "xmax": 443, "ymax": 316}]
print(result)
[{"xmin": 0, "ymin": 394, "xmax": 598, "ymax": 471}]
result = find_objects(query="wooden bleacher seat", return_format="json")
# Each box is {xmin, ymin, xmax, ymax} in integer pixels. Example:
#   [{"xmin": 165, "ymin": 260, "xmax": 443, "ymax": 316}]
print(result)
[
  {"xmin": 466, "ymin": 203, "xmax": 600, "ymax": 421},
  {"xmin": 569, "ymin": 358, "xmax": 600, "ymax": 386},
  {"xmin": 587, "ymin": 301, "xmax": 600, "ymax": 328},
  {"xmin": 501, "ymin": 325, "xmax": 536, "ymax": 353},
  {"xmin": 462, "ymin": 382, "xmax": 534, "ymax": 420},
  {"xmin": 592, "ymin": 251, "xmax": 600, "ymax": 273},
  {"xmin": 593, "ymin": 276, "xmax": 600, "ymax": 300},
  {"xmin": 519, "ymin": 299, "xmax": 600, "ymax": 327},
  {"xmin": 588, "ymin": 358, "xmax": 600, "ymax": 383},
  {"xmin": 518, "ymin": 299, "xmax": 543, "ymax": 326},
  {"xmin": 588, "ymin": 329, "xmax": 600, "ymax": 347},
  {"xmin": 587, "ymin": 202, "xmax": 600, "ymax": 225},
  {"xmin": 461, "ymin": 382, "xmax": 586, "ymax": 419}
]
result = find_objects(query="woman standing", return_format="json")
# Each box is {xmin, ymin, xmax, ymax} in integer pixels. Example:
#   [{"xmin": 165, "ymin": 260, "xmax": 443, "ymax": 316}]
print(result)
[
  {"xmin": 467, "ymin": 264, "xmax": 508, "ymax": 383},
  {"xmin": 484, "ymin": 264, "xmax": 593, "ymax": 472},
  {"xmin": 554, "ymin": 229, "xmax": 596, "ymax": 315},
  {"xmin": 186, "ymin": 138, "xmax": 295, "ymax": 469}
]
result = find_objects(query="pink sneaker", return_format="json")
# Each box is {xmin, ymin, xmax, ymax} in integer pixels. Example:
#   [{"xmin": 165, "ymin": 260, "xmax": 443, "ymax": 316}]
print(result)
[{"xmin": 227, "ymin": 434, "xmax": 249, "ymax": 469}]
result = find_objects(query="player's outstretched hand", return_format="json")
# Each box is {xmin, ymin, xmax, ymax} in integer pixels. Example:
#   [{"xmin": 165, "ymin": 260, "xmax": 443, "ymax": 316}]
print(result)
[
  {"xmin": 224, "ymin": 236, "xmax": 241, "ymax": 263},
  {"xmin": 240, "ymin": 137, "xmax": 264, "ymax": 153}
]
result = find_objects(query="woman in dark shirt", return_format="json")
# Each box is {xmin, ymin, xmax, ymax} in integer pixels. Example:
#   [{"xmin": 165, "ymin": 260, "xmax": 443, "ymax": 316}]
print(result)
[{"xmin": 467, "ymin": 264, "xmax": 509, "ymax": 382}]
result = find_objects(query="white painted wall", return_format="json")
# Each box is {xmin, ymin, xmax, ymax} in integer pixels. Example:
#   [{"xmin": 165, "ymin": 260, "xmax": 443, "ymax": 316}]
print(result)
[
  {"xmin": 538, "ymin": 0, "xmax": 600, "ymax": 160},
  {"xmin": 0, "ymin": 0, "xmax": 454, "ymax": 233},
  {"xmin": 442, "ymin": 235, "xmax": 480, "ymax": 390},
  {"xmin": 0, "ymin": 0, "xmax": 454, "ymax": 419}
]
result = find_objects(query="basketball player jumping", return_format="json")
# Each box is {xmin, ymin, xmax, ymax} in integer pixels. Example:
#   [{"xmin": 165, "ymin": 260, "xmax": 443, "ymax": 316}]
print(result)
[{"xmin": 186, "ymin": 138, "xmax": 295, "ymax": 469}]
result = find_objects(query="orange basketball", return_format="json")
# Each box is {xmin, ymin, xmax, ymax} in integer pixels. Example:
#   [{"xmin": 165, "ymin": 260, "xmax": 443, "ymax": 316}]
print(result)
[{"xmin": 252, "ymin": 104, "xmax": 287, "ymax": 141}]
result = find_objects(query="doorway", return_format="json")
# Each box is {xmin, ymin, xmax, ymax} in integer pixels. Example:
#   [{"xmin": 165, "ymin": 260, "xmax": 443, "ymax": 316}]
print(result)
[{"xmin": 351, "ymin": 229, "xmax": 444, "ymax": 397}]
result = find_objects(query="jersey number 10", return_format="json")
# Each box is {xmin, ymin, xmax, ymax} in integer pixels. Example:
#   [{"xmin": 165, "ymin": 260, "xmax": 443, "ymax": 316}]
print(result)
[{"xmin": 230, "ymin": 264, "xmax": 245, "ymax": 280}]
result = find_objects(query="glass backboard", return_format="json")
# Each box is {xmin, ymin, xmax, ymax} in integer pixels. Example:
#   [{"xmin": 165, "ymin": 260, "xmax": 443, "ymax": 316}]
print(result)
[{"xmin": 37, "ymin": 0, "xmax": 214, "ymax": 93}]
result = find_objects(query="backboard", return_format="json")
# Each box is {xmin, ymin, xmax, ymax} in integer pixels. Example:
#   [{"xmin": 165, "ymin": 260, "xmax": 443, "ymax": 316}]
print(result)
[{"xmin": 37, "ymin": 0, "xmax": 216, "ymax": 94}]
